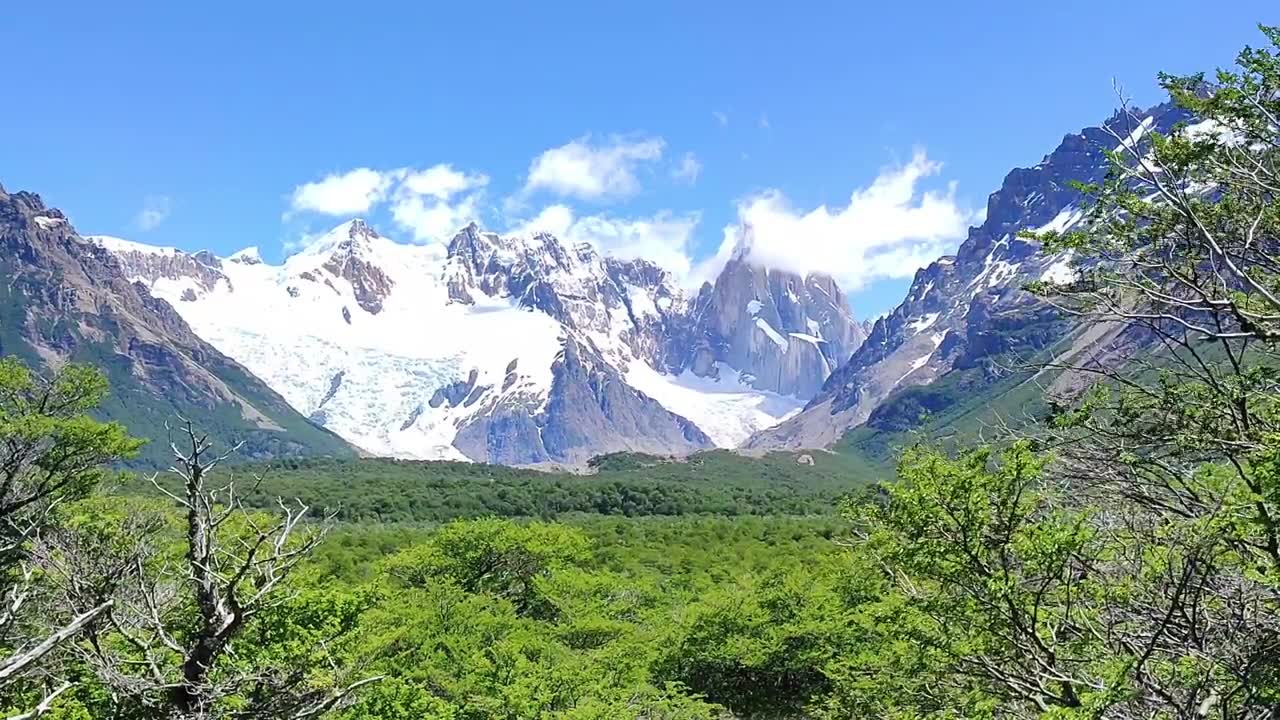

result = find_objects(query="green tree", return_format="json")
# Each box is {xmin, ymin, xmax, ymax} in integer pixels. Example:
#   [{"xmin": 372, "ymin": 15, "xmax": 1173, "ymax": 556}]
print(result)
[
  {"xmin": 1028, "ymin": 23, "xmax": 1280, "ymax": 715},
  {"xmin": 382, "ymin": 518, "xmax": 591, "ymax": 618},
  {"xmin": 0, "ymin": 358, "xmax": 141, "ymax": 717},
  {"xmin": 833, "ymin": 25, "xmax": 1280, "ymax": 719}
]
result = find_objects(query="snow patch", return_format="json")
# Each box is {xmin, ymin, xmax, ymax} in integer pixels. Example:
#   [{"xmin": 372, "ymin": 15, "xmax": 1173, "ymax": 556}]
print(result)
[
  {"xmin": 746, "ymin": 299, "xmax": 763, "ymax": 316},
  {"xmin": 908, "ymin": 312, "xmax": 939, "ymax": 334},
  {"xmin": 1034, "ymin": 206, "xmax": 1084, "ymax": 235},
  {"xmin": 1112, "ymin": 115, "xmax": 1155, "ymax": 154},
  {"xmin": 754, "ymin": 317, "xmax": 788, "ymax": 350},
  {"xmin": 229, "ymin": 246, "xmax": 263, "ymax": 263},
  {"xmin": 1183, "ymin": 118, "xmax": 1244, "ymax": 147},
  {"xmin": 1040, "ymin": 250, "xmax": 1076, "ymax": 285},
  {"xmin": 985, "ymin": 260, "xmax": 1020, "ymax": 289},
  {"xmin": 624, "ymin": 283, "xmax": 658, "ymax": 318},
  {"xmin": 89, "ymin": 235, "xmax": 180, "ymax": 256},
  {"xmin": 624, "ymin": 362, "xmax": 802, "ymax": 447},
  {"xmin": 788, "ymin": 332, "xmax": 822, "ymax": 347},
  {"xmin": 893, "ymin": 332, "xmax": 946, "ymax": 387}
]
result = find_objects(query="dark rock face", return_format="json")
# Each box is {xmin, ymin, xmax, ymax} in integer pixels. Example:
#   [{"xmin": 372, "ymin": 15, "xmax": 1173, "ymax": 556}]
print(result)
[
  {"xmin": 0, "ymin": 183, "xmax": 352, "ymax": 463},
  {"xmin": 748, "ymin": 102, "xmax": 1193, "ymax": 450},
  {"xmin": 320, "ymin": 220, "xmax": 395, "ymax": 315},
  {"xmin": 683, "ymin": 255, "xmax": 865, "ymax": 398},
  {"xmin": 429, "ymin": 368, "xmax": 483, "ymax": 409},
  {"xmin": 451, "ymin": 338, "xmax": 713, "ymax": 466}
]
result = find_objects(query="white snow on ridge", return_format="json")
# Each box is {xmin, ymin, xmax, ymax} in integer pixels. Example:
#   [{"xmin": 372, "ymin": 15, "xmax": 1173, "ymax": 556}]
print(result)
[
  {"xmin": 985, "ymin": 260, "xmax": 1020, "ymax": 289},
  {"xmin": 229, "ymin": 246, "xmax": 263, "ymax": 263},
  {"xmin": 624, "ymin": 283, "xmax": 658, "ymax": 318},
  {"xmin": 90, "ymin": 235, "xmax": 182, "ymax": 256},
  {"xmin": 789, "ymin": 332, "xmax": 822, "ymax": 347},
  {"xmin": 746, "ymin": 299, "xmax": 763, "ymax": 316},
  {"xmin": 908, "ymin": 312, "xmax": 939, "ymax": 334},
  {"xmin": 893, "ymin": 332, "xmax": 946, "ymax": 388},
  {"xmin": 1040, "ymin": 250, "xmax": 1076, "ymax": 285},
  {"xmin": 624, "ymin": 361, "xmax": 802, "ymax": 447},
  {"xmin": 1183, "ymin": 118, "xmax": 1244, "ymax": 147},
  {"xmin": 755, "ymin": 317, "xmax": 788, "ymax": 350},
  {"xmin": 118, "ymin": 221, "xmax": 565, "ymax": 460},
  {"xmin": 1113, "ymin": 115, "xmax": 1155, "ymax": 154},
  {"xmin": 1034, "ymin": 206, "xmax": 1084, "ymax": 235}
]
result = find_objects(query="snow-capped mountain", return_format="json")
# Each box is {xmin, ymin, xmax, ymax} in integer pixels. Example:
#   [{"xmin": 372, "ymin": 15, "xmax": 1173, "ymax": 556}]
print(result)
[
  {"xmin": 747, "ymin": 102, "xmax": 1193, "ymax": 450},
  {"xmin": 98, "ymin": 219, "xmax": 865, "ymax": 465}
]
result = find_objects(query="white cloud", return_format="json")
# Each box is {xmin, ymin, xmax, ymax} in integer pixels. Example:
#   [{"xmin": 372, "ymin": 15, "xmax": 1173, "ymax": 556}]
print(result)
[
  {"xmin": 288, "ymin": 164, "xmax": 488, "ymax": 243},
  {"xmin": 522, "ymin": 135, "xmax": 665, "ymax": 201},
  {"xmin": 694, "ymin": 150, "xmax": 975, "ymax": 291},
  {"xmin": 759, "ymin": 113, "xmax": 770, "ymax": 130},
  {"xmin": 390, "ymin": 164, "xmax": 489, "ymax": 243},
  {"xmin": 671, "ymin": 152, "xmax": 701, "ymax": 185},
  {"xmin": 390, "ymin": 191, "xmax": 484, "ymax": 244},
  {"xmin": 134, "ymin": 195, "xmax": 171, "ymax": 231},
  {"xmin": 288, "ymin": 168, "xmax": 394, "ymax": 216},
  {"xmin": 713, "ymin": 111, "xmax": 729, "ymax": 127},
  {"xmin": 400, "ymin": 164, "xmax": 488, "ymax": 200},
  {"xmin": 511, "ymin": 205, "xmax": 700, "ymax": 279}
]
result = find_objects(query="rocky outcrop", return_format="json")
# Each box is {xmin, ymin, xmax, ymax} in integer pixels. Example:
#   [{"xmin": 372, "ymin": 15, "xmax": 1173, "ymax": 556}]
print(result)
[
  {"xmin": 683, "ymin": 252, "xmax": 865, "ymax": 398},
  {"xmin": 452, "ymin": 338, "xmax": 712, "ymax": 466},
  {"xmin": 319, "ymin": 219, "xmax": 395, "ymax": 314},
  {"xmin": 100, "ymin": 241, "xmax": 228, "ymax": 297}
]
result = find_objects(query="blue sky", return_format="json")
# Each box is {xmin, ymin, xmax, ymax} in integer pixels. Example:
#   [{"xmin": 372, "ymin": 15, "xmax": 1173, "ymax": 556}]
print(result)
[{"xmin": 4, "ymin": 1, "xmax": 1275, "ymax": 317}]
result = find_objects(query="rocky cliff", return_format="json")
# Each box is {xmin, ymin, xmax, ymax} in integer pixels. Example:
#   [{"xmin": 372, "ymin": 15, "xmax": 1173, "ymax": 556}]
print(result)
[{"xmin": 0, "ymin": 184, "xmax": 353, "ymax": 466}]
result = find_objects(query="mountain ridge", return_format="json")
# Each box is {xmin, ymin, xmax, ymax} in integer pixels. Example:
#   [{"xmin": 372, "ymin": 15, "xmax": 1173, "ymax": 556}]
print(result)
[
  {"xmin": 746, "ymin": 101, "xmax": 1193, "ymax": 451},
  {"xmin": 97, "ymin": 216, "xmax": 865, "ymax": 465}
]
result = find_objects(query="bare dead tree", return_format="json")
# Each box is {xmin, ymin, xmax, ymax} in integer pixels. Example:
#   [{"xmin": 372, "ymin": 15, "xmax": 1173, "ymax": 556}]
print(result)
[{"xmin": 60, "ymin": 420, "xmax": 379, "ymax": 719}]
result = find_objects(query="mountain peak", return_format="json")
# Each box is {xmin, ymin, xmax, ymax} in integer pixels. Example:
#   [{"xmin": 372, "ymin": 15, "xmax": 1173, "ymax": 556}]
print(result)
[
  {"xmin": 228, "ymin": 246, "xmax": 263, "ymax": 265},
  {"xmin": 728, "ymin": 222, "xmax": 756, "ymax": 263},
  {"xmin": 288, "ymin": 218, "xmax": 384, "ymax": 265},
  {"xmin": 347, "ymin": 217, "xmax": 379, "ymax": 241}
]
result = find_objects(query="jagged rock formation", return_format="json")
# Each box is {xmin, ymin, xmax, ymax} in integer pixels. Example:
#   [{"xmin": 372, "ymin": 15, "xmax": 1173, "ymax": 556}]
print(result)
[
  {"xmin": 684, "ymin": 248, "xmax": 864, "ymax": 398},
  {"xmin": 97, "ymin": 236, "xmax": 229, "ymax": 298},
  {"xmin": 318, "ymin": 219, "xmax": 395, "ymax": 314}
]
